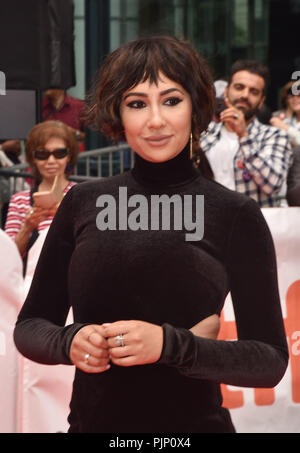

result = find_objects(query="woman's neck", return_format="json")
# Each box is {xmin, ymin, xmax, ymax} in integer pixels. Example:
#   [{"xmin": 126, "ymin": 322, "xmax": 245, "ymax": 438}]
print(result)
[{"xmin": 132, "ymin": 143, "xmax": 199, "ymax": 187}]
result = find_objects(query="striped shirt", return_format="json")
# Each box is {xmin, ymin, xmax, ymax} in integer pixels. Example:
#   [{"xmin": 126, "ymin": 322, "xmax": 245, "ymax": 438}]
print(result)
[
  {"xmin": 5, "ymin": 182, "xmax": 76, "ymax": 241},
  {"xmin": 200, "ymin": 118, "xmax": 293, "ymax": 207}
]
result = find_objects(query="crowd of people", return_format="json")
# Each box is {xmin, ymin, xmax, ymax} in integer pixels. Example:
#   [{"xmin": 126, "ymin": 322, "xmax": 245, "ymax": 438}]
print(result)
[
  {"xmin": 0, "ymin": 88, "xmax": 85, "ymax": 227},
  {"xmin": 200, "ymin": 62, "xmax": 298, "ymax": 207},
  {"xmin": 0, "ymin": 34, "xmax": 299, "ymax": 433},
  {"xmin": 1, "ymin": 52, "xmax": 300, "ymax": 227}
]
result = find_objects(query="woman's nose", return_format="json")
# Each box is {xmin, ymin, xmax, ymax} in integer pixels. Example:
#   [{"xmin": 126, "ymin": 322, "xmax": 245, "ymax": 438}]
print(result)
[
  {"xmin": 47, "ymin": 153, "xmax": 56, "ymax": 162},
  {"xmin": 147, "ymin": 106, "xmax": 166, "ymax": 129}
]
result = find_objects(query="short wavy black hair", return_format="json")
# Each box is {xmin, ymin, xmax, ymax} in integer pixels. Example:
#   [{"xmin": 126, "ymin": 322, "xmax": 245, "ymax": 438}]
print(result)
[
  {"xmin": 84, "ymin": 35, "xmax": 215, "ymax": 151},
  {"xmin": 228, "ymin": 60, "xmax": 270, "ymax": 96}
]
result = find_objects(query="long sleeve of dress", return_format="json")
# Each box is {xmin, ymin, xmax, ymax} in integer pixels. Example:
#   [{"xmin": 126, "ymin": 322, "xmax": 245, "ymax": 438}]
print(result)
[
  {"xmin": 14, "ymin": 187, "xmax": 84, "ymax": 365},
  {"xmin": 158, "ymin": 198, "xmax": 289, "ymax": 388}
]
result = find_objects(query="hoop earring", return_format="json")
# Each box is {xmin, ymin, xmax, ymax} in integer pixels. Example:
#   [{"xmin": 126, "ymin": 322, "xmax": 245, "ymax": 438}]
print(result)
[{"xmin": 190, "ymin": 132, "xmax": 193, "ymax": 160}]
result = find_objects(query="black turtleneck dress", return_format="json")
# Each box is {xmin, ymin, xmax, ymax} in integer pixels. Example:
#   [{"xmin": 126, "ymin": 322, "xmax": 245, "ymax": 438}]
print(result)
[{"xmin": 14, "ymin": 146, "xmax": 288, "ymax": 433}]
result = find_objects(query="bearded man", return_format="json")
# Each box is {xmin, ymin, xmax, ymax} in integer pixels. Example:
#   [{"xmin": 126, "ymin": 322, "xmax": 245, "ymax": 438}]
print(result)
[{"xmin": 200, "ymin": 60, "xmax": 292, "ymax": 207}]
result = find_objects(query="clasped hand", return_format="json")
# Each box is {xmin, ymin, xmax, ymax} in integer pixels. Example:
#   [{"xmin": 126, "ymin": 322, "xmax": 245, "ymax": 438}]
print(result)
[
  {"xmin": 70, "ymin": 315, "xmax": 220, "ymax": 374},
  {"xmin": 69, "ymin": 321, "xmax": 163, "ymax": 374}
]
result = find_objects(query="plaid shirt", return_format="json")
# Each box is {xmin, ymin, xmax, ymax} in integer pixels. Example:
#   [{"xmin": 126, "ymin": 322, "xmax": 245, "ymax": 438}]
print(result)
[{"xmin": 200, "ymin": 118, "xmax": 293, "ymax": 207}]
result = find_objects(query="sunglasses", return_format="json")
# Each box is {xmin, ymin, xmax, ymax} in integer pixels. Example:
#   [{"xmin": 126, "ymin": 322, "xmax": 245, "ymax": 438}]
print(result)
[{"xmin": 34, "ymin": 147, "xmax": 69, "ymax": 160}]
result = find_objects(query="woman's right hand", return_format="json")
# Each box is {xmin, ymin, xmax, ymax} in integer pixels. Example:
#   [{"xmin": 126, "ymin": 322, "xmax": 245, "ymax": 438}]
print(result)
[
  {"xmin": 69, "ymin": 325, "xmax": 111, "ymax": 373},
  {"xmin": 15, "ymin": 206, "xmax": 55, "ymax": 255},
  {"xmin": 23, "ymin": 206, "xmax": 53, "ymax": 233}
]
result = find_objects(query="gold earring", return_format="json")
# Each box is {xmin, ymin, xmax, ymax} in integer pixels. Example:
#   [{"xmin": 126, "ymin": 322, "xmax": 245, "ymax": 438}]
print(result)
[{"xmin": 190, "ymin": 132, "xmax": 193, "ymax": 160}]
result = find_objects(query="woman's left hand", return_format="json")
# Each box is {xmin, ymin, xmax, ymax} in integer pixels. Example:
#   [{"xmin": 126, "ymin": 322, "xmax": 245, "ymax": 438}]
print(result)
[{"xmin": 103, "ymin": 320, "xmax": 163, "ymax": 367}]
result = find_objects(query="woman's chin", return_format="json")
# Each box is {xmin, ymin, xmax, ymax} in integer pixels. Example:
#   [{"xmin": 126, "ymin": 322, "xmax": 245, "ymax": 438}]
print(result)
[
  {"xmin": 138, "ymin": 150, "xmax": 181, "ymax": 164},
  {"xmin": 42, "ymin": 171, "xmax": 60, "ymax": 182}
]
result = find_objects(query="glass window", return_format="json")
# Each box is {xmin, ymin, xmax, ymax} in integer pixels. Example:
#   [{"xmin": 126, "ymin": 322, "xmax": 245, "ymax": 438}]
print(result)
[
  {"xmin": 86, "ymin": 1, "xmax": 271, "ymax": 86},
  {"xmin": 109, "ymin": 0, "xmax": 139, "ymax": 51}
]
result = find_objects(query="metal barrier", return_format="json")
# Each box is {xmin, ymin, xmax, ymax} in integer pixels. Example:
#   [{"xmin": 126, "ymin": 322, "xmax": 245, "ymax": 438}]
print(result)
[
  {"xmin": 0, "ymin": 164, "xmax": 34, "ymax": 214},
  {"xmin": 0, "ymin": 143, "xmax": 134, "ymax": 197},
  {"xmin": 0, "ymin": 144, "xmax": 134, "ymax": 227},
  {"xmin": 75, "ymin": 143, "xmax": 134, "ymax": 178}
]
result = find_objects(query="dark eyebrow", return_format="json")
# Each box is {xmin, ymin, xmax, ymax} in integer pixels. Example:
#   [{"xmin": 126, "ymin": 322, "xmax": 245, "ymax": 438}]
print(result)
[{"xmin": 123, "ymin": 87, "xmax": 184, "ymax": 100}]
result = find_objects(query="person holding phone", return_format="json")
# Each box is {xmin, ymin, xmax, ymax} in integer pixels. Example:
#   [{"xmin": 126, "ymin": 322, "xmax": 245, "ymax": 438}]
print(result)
[
  {"xmin": 13, "ymin": 36, "xmax": 288, "ymax": 433},
  {"xmin": 5, "ymin": 120, "xmax": 78, "ymax": 258}
]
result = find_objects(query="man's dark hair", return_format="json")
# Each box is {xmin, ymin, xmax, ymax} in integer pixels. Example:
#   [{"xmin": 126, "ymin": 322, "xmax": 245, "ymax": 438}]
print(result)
[{"xmin": 228, "ymin": 60, "xmax": 270, "ymax": 95}]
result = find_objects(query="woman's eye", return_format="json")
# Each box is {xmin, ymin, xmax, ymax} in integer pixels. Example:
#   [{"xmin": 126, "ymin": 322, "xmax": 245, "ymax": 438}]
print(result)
[
  {"xmin": 164, "ymin": 97, "xmax": 182, "ymax": 106},
  {"xmin": 127, "ymin": 100, "xmax": 146, "ymax": 109}
]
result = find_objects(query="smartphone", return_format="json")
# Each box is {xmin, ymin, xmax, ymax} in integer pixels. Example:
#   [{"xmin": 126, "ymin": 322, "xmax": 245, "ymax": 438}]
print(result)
[
  {"xmin": 215, "ymin": 97, "xmax": 227, "ymax": 119},
  {"xmin": 33, "ymin": 191, "xmax": 58, "ymax": 209},
  {"xmin": 33, "ymin": 175, "xmax": 63, "ymax": 209}
]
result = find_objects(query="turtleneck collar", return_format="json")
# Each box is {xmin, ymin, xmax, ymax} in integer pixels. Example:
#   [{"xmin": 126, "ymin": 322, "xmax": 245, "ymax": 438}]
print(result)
[{"xmin": 131, "ymin": 143, "xmax": 199, "ymax": 187}]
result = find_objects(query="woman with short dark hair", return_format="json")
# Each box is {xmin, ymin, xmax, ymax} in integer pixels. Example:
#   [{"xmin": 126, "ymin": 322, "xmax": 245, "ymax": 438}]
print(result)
[{"xmin": 14, "ymin": 36, "xmax": 288, "ymax": 433}]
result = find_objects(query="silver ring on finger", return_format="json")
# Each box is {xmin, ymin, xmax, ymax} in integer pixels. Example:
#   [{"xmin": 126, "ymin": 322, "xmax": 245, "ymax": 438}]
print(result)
[
  {"xmin": 84, "ymin": 353, "xmax": 90, "ymax": 363},
  {"xmin": 233, "ymin": 113, "xmax": 239, "ymax": 119},
  {"xmin": 115, "ymin": 333, "xmax": 125, "ymax": 347}
]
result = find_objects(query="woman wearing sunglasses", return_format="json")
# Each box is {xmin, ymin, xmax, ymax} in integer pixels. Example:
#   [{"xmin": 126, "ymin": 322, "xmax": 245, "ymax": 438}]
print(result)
[
  {"xmin": 5, "ymin": 120, "xmax": 78, "ymax": 257},
  {"xmin": 270, "ymin": 80, "xmax": 300, "ymax": 147},
  {"xmin": 270, "ymin": 81, "xmax": 300, "ymax": 206}
]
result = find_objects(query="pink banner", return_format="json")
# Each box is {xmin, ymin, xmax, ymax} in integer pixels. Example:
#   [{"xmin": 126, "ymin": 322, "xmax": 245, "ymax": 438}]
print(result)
[{"xmin": 220, "ymin": 207, "xmax": 300, "ymax": 433}]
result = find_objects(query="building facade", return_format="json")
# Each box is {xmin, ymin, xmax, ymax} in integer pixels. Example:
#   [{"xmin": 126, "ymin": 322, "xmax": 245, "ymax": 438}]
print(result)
[{"xmin": 68, "ymin": 0, "xmax": 300, "ymax": 147}]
